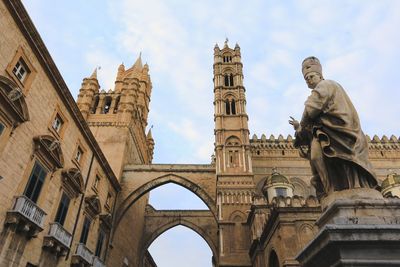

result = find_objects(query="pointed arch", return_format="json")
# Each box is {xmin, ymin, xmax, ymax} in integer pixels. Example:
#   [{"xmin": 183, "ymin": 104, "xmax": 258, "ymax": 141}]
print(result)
[
  {"xmin": 229, "ymin": 210, "xmax": 246, "ymax": 221},
  {"xmin": 140, "ymin": 219, "xmax": 218, "ymax": 264},
  {"xmin": 91, "ymin": 94, "xmax": 99, "ymax": 114},
  {"xmin": 225, "ymin": 135, "xmax": 241, "ymax": 146},
  {"xmin": 114, "ymin": 174, "xmax": 217, "ymax": 229},
  {"xmin": 268, "ymin": 249, "xmax": 280, "ymax": 267},
  {"xmin": 102, "ymin": 95, "xmax": 112, "ymax": 114}
]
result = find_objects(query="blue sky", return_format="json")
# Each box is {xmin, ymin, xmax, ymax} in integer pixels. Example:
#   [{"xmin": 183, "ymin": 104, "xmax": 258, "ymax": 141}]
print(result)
[{"xmin": 22, "ymin": 1, "xmax": 400, "ymax": 266}]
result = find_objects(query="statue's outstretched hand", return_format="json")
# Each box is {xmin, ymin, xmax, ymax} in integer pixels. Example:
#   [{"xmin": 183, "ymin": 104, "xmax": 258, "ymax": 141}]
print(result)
[{"xmin": 289, "ymin": 116, "xmax": 300, "ymax": 130}]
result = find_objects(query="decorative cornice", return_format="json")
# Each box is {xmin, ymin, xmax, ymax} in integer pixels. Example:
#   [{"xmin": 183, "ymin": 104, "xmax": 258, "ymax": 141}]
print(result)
[{"xmin": 250, "ymin": 134, "xmax": 400, "ymax": 151}]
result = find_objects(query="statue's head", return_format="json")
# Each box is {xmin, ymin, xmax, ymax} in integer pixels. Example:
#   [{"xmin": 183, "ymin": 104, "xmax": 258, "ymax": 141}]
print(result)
[{"xmin": 302, "ymin": 56, "xmax": 323, "ymax": 89}]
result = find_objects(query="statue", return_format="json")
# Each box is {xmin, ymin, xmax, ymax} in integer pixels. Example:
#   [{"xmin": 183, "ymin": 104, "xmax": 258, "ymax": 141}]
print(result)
[{"xmin": 289, "ymin": 56, "xmax": 378, "ymax": 199}]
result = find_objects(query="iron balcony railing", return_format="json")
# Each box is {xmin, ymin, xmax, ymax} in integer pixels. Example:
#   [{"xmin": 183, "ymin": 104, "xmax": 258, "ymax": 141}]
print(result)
[
  {"xmin": 47, "ymin": 222, "xmax": 72, "ymax": 248},
  {"xmin": 75, "ymin": 243, "xmax": 94, "ymax": 264},
  {"xmin": 93, "ymin": 256, "xmax": 106, "ymax": 267},
  {"xmin": 11, "ymin": 195, "xmax": 46, "ymax": 228}
]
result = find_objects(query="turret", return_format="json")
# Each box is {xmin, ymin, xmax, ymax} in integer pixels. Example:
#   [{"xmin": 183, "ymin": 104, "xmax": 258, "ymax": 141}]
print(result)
[
  {"xmin": 77, "ymin": 68, "xmax": 100, "ymax": 120},
  {"xmin": 146, "ymin": 128, "xmax": 155, "ymax": 163}
]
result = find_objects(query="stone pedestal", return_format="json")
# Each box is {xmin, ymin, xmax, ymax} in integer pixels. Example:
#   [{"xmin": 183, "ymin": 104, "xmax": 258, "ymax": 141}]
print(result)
[{"xmin": 296, "ymin": 192, "xmax": 400, "ymax": 267}]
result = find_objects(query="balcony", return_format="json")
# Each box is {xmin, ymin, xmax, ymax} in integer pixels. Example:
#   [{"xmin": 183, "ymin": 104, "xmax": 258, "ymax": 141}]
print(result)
[
  {"xmin": 43, "ymin": 223, "xmax": 72, "ymax": 255},
  {"xmin": 93, "ymin": 256, "xmax": 106, "ymax": 267},
  {"xmin": 5, "ymin": 195, "xmax": 47, "ymax": 237},
  {"xmin": 72, "ymin": 243, "xmax": 93, "ymax": 266}
]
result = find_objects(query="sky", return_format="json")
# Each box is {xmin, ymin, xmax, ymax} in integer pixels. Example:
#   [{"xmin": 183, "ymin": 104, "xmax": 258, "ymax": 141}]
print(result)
[{"xmin": 22, "ymin": 1, "xmax": 400, "ymax": 266}]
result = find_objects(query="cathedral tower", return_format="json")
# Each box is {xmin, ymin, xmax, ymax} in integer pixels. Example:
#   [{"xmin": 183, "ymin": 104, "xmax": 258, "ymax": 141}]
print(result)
[
  {"xmin": 214, "ymin": 40, "xmax": 254, "ymax": 266},
  {"xmin": 76, "ymin": 55, "xmax": 154, "ymax": 178}
]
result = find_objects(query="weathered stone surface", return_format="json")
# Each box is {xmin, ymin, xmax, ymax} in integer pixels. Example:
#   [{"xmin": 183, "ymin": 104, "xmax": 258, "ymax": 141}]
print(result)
[{"xmin": 297, "ymin": 198, "xmax": 400, "ymax": 267}]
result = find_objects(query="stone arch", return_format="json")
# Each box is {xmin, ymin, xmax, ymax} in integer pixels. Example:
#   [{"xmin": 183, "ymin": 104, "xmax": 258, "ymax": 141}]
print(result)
[
  {"xmin": 140, "ymin": 219, "xmax": 217, "ymax": 266},
  {"xmin": 115, "ymin": 174, "xmax": 217, "ymax": 229},
  {"xmin": 229, "ymin": 210, "xmax": 246, "ymax": 222},
  {"xmin": 268, "ymin": 249, "xmax": 280, "ymax": 267},
  {"xmin": 289, "ymin": 177, "xmax": 309, "ymax": 197},
  {"xmin": 225, "ymin": 135, "xmax": 241, "ymax": 145},
  {"xmin": 298, "ymin": 223, "xmax": 314, "ymax": 246}
]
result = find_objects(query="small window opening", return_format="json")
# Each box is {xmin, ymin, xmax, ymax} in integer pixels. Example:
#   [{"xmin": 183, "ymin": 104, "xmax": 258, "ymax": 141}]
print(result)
[
  {"xmin": 282, "ymin": 150, "xmax": 285, "ymax": 156},
  {"xmin": 13, "ymin": 58, "xmax": 30, "ymax": 83},
  {"xmin": 91, "ymin": 95, "xmax": 99, "ymax": 114},
  {"xmin": 75, "ymin": 146, "xmax": 83, "ymax": 163},
  {"xmin": 257, "ymin": 150, "xmax": 260, "ymax": 155},
  {"xmin": 113, "ymin": 96, "xmax": 120, "ymax": 113},
  {"xmin": 52, "ymin": 114, "xmax": 64, "ymax": 133},
  {"xmin": 93, "ymin": 175, "xmax": 100, "ymax": 190},
  {"xmin": 105, "ymin": 192, "xmax": 112, "ymax": 208},
  {"xmin": 231, "ymin": 99, "xmax": 236, "ymax": 115},
  {"xmin": 275, "ymin": 187, "xmax": 287, "ymax": 197},
  {"xmin": 103, "ymin": 96, "xmax": 112, "ymax": 114},
  {"xmin": 224, "ymin": 74, "xmax": 234, "ymax": 86},
  {"xmin": 225, "ymin": 100, "xmax": 231, "ymax": 115}
]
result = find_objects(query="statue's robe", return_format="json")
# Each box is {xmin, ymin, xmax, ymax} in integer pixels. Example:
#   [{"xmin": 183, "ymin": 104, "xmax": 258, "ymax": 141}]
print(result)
[{"xmin": 295, "ymin": 79, "xmax": 378, "ymax": 194}]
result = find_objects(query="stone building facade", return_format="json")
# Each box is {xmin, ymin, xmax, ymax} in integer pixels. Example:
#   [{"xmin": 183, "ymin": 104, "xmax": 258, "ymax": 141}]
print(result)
[{"xmin": 1, "ymin": 1, "xmax": 400, "ymax": 267}]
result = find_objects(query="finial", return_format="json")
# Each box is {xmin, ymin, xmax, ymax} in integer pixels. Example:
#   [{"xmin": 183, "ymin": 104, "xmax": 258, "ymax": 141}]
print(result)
[
  {"xmin": 90, "ymin": 67, "xmax": 99, "ymax": 79},
  {"xmin": 272, "ymin": 167, "xmax": 278, "ymax": 174},
  {"xmin": 224, "ymin": 38, "xmax": 229, "ymax": 48},
  {"xmin": 132, "ymin": 53, "xmax": 143, "ymax": 69}
]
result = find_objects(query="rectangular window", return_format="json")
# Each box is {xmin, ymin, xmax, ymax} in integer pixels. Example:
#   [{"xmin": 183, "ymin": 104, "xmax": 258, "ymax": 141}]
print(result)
[
  {"xmin": 95, "ymin": 230, "xmax": 106, "ymax": 258},
  {"xmin": 12, "ymin": 58, "xmax": 30, "ymax": 83},
  {"xmin": 105, "ymin": 192, "xmax": 112, "ymax": 208},
  {"xmin": 93, "ymin": 175, "xmax": 100, "ymax": 190},
  {"xmin": 54, "ymin": 193, "xmax": 70, "ymax": 225},
  {"xmin": 275, "ymin": 187, "xmax": 287, "ymax": 197},
  {"xmin": 51, "ymin": 114, "xmax": 64, "ymax": 133},
  {"xmin": 75, "ymin": 146, "xmax": 83, "ymax": 163},
  {"xmin": 79, "ymin": 217, "xmax": 91, "ymax": 244},
  {"xmin": 24, "ymin": 161, "xmax": 47, "ymax": 203}
]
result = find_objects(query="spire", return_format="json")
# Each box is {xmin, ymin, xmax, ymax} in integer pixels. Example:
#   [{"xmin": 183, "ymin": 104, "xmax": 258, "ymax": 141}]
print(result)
[
  {"xmin": 132, "ymin": 52, "xmax": 143, "ymax": 69},
  {"xmin": 146, "ymin": 127, "xmax": 154, "ymax": 140},
  {"xmin": 90, "ymin": 68, "xmax": 98, "ymax": 79},
  {"xmin": 235, "ymin": 43, "xmax": 240, "ymax": 50}
]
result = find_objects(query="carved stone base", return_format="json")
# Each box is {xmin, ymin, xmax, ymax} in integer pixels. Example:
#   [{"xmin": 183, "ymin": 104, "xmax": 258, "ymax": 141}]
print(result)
[
  {"xmin": 296, "ymin": 198, "xmax": 400, "ymax": 267},
  {"xmin": 320, "ymin": 188, "xmax": 382, "ymax": 211}
]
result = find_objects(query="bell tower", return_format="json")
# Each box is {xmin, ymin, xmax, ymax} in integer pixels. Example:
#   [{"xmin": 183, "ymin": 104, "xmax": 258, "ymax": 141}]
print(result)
[
  {"xmin": 76, "ymin": 55, "xmax": 154, "ymax": 178},
  {"xmin": 214, "ymin": 40, "xmax": 254, "ymax": 266}
]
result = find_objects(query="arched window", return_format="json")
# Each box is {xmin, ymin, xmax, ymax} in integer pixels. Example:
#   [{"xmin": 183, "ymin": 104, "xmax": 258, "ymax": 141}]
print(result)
[
  {"xmin": 231, "ymin": 99, "xmax": 236, "ymax": 115},
  {"xmin": 91, "ymin": 95, "xmax": 99, "ymax": 114},
  {"xmin": 224, "ymin": 97, "xmax": 237, "ymax": 115},
  {"xmin": 223, "ymin": 54, "xmax": 233, "ymax": 63},
  {"xmin": 113, "ymin": 96, "xmax": 121, "ymax": 113},
  {"xmin": 225, "ymin": 136, "xmax": 241, "ymax": 168},
  {"xmin": 103, "ymin": 96, "xmax": 112, "ymax": 114},
  {"xmin": 269, "ymin": 250, "xmax": 280, "ymax": 267},
  {"xmin": 225, "ymin": 100, "xmax": 231, "ymax": 115},
  {"xmin": 224, "ymin": 74, "xmax": 234, "ymax": 86}
]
